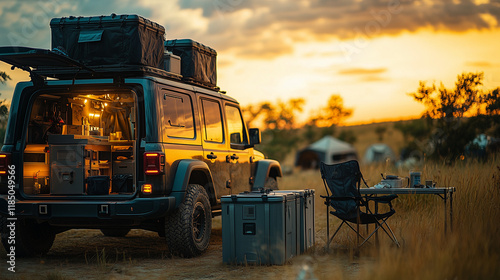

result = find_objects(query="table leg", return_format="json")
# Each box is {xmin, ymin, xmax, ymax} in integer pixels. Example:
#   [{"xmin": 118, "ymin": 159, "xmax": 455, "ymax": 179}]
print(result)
[
  {"xmin": 450, "ymin": 190, "xmax": 453, "ymax": 232},
  {"xmin": 444, "ymin": 191, "xmax": 448, "ymax": 234}
]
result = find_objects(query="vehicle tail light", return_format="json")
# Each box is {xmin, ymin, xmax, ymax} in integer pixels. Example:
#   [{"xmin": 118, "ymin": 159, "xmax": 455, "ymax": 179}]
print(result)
[
  {"xmin": 143, "ymin": 152, "xmax": 164, "ymax": 175},
  {"xmin": 0, "ymin": 153, "xmax": 10, "ymax": 176}
]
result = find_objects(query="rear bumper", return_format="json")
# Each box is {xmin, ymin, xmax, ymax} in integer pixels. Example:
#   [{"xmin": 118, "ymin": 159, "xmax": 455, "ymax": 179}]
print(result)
[{"xmin": 0, "ymin": 195, "xmax": 175, "ymax": 225}]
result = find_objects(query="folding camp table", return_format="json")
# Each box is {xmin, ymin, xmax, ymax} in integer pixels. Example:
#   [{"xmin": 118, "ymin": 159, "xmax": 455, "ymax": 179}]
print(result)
[{"xmin": 360, "ymin": 187, "xmax": 456, "ymax": 233}]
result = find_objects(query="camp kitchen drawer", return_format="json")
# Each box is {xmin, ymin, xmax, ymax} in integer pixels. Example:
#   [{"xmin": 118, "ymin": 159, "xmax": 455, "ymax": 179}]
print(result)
[{"xmin": 221, "ymin": 191, "xmax": 297, "ymax": 265}]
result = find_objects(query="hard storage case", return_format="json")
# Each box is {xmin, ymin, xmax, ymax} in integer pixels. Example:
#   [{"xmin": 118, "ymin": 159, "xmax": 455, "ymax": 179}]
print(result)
[
  {"xmin": 165, "ymin": 39, "xmax": 217, "ymax": 88},
  {"xmin": 50, "ymin": 14, "xmax": 165, "ymax": 68},
  {"xmin": 275, "ymin": 190, "xmax": 315, "ymax": 253},
  {"xmin": 87, "ymin": 176, "xmax": 110, "ymax": 195},
  {"xmin": 221, "ymin": 191, "xmax": 297, "ymax": 265}
]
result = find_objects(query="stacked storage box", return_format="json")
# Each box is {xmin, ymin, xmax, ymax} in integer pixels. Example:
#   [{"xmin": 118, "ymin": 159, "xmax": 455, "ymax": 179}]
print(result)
[
  {"xmin": 222, "ymin": 191, "xmax": 297, "ymax": 265},
  {"xmin": 275, "ymin": 190, "xmax": 315, "ymax": 253},
  {"xmin": 222, "ymin": 189, "xmax": 315, "ymax": 265}
]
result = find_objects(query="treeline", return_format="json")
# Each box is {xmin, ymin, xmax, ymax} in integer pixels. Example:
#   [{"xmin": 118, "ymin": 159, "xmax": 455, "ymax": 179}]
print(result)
[
  {"xmin": 245, "ymin": 72, "xmax": 500, "ymax": 163},
  {"xmin": 242, "ymin": 94, "xmax": 354, "ymax": 162},
  {"xmin": 395, "ymin": 72, "xmax": 500, "ymax": 162}
]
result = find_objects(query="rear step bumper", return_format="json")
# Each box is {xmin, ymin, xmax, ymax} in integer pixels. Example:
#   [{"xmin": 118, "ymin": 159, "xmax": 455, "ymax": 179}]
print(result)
[{"xmin": 0, "ymin": 196, "xmax": 175, "ymax": 222}]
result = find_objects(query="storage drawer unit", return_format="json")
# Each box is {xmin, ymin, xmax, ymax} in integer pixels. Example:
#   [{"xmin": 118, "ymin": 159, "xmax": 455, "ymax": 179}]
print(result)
[
  {"xmin": 49, "ymin": 144, "xmax": 87, "ymax": 195},
  {"xmin": 222, "ymin": 191, "xmax": 297, "ymax": 265}
]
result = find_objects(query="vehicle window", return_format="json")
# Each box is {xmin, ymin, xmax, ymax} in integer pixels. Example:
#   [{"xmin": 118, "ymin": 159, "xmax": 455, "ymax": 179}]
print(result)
[
  {"xmin": 163, "ymin": 92, "xmax": 195, "ymax": 139},
  {"xmin": 225, "ymin": 105, "xmax": 247, "ymax": 145},
  {"xmin": 201, "ymin": 99, "xmax": 223, "ymax": 143}
]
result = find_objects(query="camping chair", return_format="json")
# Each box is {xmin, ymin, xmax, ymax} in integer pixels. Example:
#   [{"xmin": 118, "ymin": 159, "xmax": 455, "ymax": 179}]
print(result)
[{"xmin": 320, "ymin": 160, "xmax": 400, "ymax": 248}]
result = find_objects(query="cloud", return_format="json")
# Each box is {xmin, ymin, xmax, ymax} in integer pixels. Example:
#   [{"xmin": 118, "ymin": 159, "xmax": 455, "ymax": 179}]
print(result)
[
  {"xmin": 0, "ymin": 0, "xmax": 498, "ymax": 61},
  {"xmin": 338, "ymin": 67, "xmax": 388, "ymax": 83},
  {"xmin": 465, "ymin": 61, "xmax": 497, "ymax": 67},
  {"xmin": 338, "ymin": 67, "xmax": 387, "ymax": 75}
]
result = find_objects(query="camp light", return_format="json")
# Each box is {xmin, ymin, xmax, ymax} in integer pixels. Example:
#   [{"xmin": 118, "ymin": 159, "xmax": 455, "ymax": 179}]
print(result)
[{"xmin": 143, "ymin": 152, "xmax": 165, "ymax": 175}]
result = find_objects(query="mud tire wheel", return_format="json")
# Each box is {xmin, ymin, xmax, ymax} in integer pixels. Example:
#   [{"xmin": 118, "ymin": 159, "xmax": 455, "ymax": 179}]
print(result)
[
  {"xmin": 1, "ymin": 217, "xmax": 55, "ymax": 257},
  {"xmin": 100, "ymin": 228, "xmax": 130, "ymax": 237},
  {"xmin": 165, "ymin": 184, "xmax": 212, "ymax": 257}
]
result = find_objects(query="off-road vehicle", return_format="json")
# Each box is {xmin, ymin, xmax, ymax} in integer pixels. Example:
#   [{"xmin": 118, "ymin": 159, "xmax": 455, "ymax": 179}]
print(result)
[{"xmin": 0, "ymin": 14, "xmax": 281, "ymax": 257}]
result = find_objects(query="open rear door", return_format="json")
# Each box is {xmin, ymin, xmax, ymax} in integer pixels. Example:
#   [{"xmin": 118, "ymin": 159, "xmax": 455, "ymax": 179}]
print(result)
[{"xmin": 0, "ymin": 46, "xmax": 92, "ymax": 72}]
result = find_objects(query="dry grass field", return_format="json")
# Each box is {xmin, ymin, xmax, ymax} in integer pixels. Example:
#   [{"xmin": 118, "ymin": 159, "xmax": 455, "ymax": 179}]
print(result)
[
  {"xmin": 1, "ymin": 122, "xmax": 499, "ymax": 279},
  {"xmin": 1, "ymin": 158, "xmax": 499, "ymax": 279}
]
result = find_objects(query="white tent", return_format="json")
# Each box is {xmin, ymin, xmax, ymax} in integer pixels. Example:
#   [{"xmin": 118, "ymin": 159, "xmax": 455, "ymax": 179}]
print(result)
[
  {"xmin": 295, "ymin": 136, "xmax": 358, "ymax": 169},
  {"xmin": 363, "ymin": 143, "xmax": 396, "ymax": 164}
]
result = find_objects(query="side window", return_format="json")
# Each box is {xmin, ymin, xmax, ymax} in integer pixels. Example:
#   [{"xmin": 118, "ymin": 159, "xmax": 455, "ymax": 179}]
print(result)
[
  {"xmin": 225, "ymin": 105, "xmax": 248, "ymax": 145},
  {"xmin": 201, "ymin": 99, "xmax": 223, "ymax": 143},
  {"xmin": 163, "ymin": 92, "xmax": 195, "ymax": 139}
]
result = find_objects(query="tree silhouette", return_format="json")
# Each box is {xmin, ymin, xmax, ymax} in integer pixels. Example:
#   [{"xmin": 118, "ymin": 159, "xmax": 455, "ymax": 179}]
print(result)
[
  {"xmin": 0, "ymin": 71, "xmax": 10, "ymax": 118},
  {"xmin": 309, "ymin": 94, "xmax": 352, "ymax": 127},
  {"xmin": 409, "ymin": 72, "xmax": 493, "ymax": 160}
]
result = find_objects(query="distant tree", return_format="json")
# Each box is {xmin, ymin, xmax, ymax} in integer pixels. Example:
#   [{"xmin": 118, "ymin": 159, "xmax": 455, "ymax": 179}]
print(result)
[
  {"xmin": 241, "ymin": 104, "xmax": 261, "ymax": 128},
  {"xmin": 309, "ymin": 94, "xmax": 352, "ymax": 127},
  {"xmin": 394, "ymin": 118, "xmax": 432, "ymax": 143},
  {"xmin": 337, "ymin": 129, "xmax": 357, "ymax": 144},
  {"xmin": 242, "ymin": 98, "xmax": 305, "ymax": 162},
  {"xmin": 0, "ymin": 71, "xmax": 11, "ymax": 143},
  {"xmin": 0, "ymin": 71, "xmax": 10, "ymax": 117},
  {"xmin": 409, "ymin": 72, "xmax": 487, "ymax": 160},
  {"xmin": 483, "ymin": 87, "xmax": 500, "ymax": 137},
  {"xmin": 375, "ymin": 126, "xmax": 387, "ymax": 142}
]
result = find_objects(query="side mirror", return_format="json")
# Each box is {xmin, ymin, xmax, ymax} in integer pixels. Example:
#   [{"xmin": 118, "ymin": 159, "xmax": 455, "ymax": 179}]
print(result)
[{"xmin": 249, "ymin": 128, "xmax": 261, "ymax": 146}]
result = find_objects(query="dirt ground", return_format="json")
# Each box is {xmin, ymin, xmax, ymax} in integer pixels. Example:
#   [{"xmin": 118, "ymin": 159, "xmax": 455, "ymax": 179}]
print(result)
[{"xmin": 0, "ymin": 216, "xmax": 360, "ymax": 280}]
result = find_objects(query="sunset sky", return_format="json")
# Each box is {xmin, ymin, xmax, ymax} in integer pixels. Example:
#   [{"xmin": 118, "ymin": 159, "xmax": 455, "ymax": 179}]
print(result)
[{"xmin": 0, "ymin": 0, "xmax": 499, "ymax": 125}]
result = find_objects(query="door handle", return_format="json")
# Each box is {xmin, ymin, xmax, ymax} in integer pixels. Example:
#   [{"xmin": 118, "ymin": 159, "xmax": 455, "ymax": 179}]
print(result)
[{"xmin": 207, "ymin": 153, "xmax": 217, "ymax": 160}]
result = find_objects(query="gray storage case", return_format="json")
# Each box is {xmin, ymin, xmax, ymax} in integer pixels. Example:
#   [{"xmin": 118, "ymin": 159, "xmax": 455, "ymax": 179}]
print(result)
[
  {"xmin": 222, "ymin": 191, "xmax": 297, "ymax": 265},
  {"xmin": 275, "ymin": 189, "xmax": 315, "ymax": 253}
]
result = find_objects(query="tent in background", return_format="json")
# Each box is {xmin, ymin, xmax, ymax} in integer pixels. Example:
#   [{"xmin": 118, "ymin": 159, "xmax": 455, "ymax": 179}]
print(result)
[
  {"xmin": 363, "ymin": 143, "xmax": 396, "ymax": 164},
  {"xmin": 295, "ymin": 136, "xmax": 358, "ymax": 169}
]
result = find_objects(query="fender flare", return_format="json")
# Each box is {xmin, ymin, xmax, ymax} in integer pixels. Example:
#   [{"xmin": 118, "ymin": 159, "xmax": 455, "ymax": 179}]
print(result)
[
  {"xmin": 252, "ymin": 159, "xmax": 283, "ymax": 190},
  {"xmin": 170, "ymin": 159, "xmax": 215, "ymax": 208}
]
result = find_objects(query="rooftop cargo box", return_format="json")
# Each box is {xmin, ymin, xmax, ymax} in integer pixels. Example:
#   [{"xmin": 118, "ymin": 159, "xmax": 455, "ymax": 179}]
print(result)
[
  {"xmin": 50, "ymin": 14, "xmax": 165, "ymax": 68},
  {"xmin": 165, "ymin": 39, "xmax": 217, "ymax": 88}
]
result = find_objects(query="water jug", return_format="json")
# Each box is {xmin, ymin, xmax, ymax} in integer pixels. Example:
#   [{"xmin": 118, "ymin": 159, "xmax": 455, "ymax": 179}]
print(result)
[{"xmin": 409, "ymin": 171, "xmax": 421, "ymax": 188}]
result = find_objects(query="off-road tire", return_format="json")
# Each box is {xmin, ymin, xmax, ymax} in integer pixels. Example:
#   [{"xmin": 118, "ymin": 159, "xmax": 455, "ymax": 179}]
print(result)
[
  {"xmin": 1, "ymin": 217, "xmax": 55, "ymax": 257},
  {"xmin": 165, "ymin": 184, "xmax": 212, "ymax": 257},
  {"xmin": 100, "ymin": 228, "xmax": 130, "ymax": 237}
]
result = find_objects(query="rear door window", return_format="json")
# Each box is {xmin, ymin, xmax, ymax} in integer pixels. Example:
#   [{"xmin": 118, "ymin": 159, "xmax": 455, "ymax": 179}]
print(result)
[
  {"xmin": 163, "ymin": 92, "xmax": 195, "ymax": 139},
  {"xmin": 201, "ymin": 99, "xmax": 223, "ymax": 143}
]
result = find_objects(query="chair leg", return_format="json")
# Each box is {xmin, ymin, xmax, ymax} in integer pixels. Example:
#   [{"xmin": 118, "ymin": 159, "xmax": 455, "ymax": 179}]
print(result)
[
  {"xmin": 379, "ymin": 220, "xmax": 400, "ymax": 247},
  {"xmin": 326, "ymin": 221, "xmax": 347, "ymax": 248},
  {"xmin": 344, "ymin": 222, "xmax": 367, "ymax": 242},
  {"xmin": 374, "ymin": 219, "xmax": 400, "ymax": 247},
  {"xmin": 350, "ymin": 219, "xmax": 400, "ymax": 248},
  {"xmin": 326, "ymin": 205, "xmax": 330, "ymax": 250}
]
